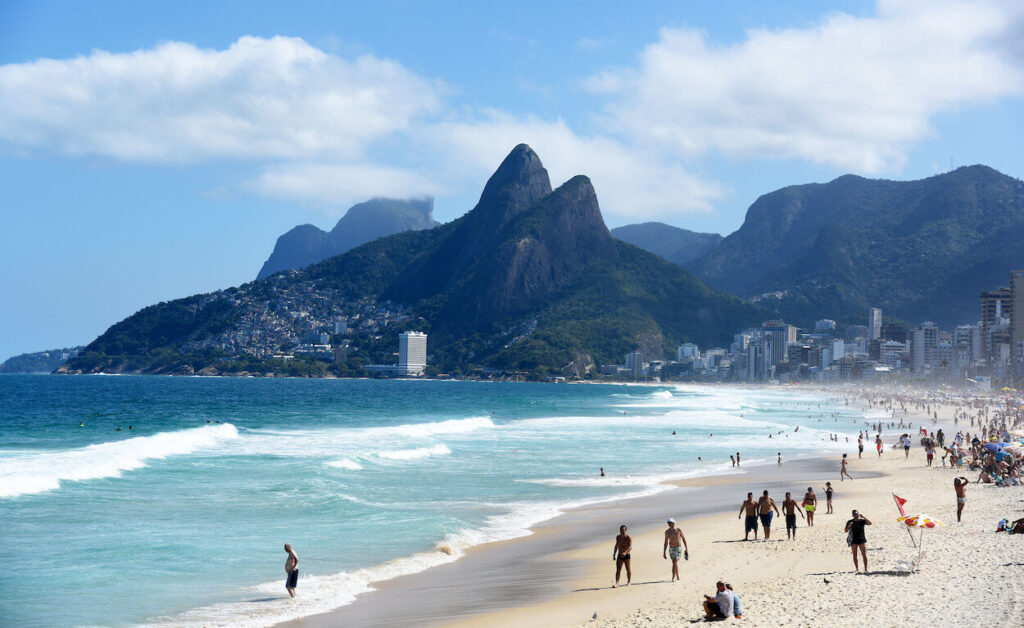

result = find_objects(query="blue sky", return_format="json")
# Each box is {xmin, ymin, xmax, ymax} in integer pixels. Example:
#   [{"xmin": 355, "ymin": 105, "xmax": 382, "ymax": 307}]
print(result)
[{"xmin": 1, "ymin": 0, "xmax": 1022, "ymax": 360}]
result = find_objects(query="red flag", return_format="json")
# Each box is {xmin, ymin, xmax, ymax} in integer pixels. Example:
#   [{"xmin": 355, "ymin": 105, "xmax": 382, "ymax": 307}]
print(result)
[{"xmin": 893, "ymin": 493, "xmax": 907, "ymax": 516}]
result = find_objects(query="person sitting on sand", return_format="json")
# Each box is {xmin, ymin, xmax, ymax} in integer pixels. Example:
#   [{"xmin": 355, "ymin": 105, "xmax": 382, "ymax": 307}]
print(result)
[
  {"xmin": 702, "ymin": 580, "xmax": 735, "ymax": 620},
  {"xmin": 612, "ymin": 525, "xmax": 632, "ymax": 587},
  {"xmin": 738, "ymin": 492, "xmax": 759, "ymax": 540},
  {"xmin": 782, "ymin": 492, "xmax": 805, "ymax": 539},
  {"xmin": 954, "ymin": 477, "xmax": 968, "ymax": 522},
  {"xmin": 844, "ymin": 510, "xmax": 872, "ymax": 572},
  {"xmin": 757, "ymin": 490, "xmax": 780, "ymax": 539},
  {"xmin": 663, "ymin": 518, "xmax": 688, "ymax": 581},
  {"xmin": 803, "ymin": 487, "xmax": 817, "ymax": 525},
  {"xmin": 725, "ymin": 583, "xmax": 742, "ymax": 619}
]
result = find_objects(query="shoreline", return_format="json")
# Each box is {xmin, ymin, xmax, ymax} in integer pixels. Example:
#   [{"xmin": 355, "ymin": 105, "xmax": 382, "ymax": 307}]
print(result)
[{"xmin": 276, "ymin": 399, "xmax": 971, "ymax": 628}]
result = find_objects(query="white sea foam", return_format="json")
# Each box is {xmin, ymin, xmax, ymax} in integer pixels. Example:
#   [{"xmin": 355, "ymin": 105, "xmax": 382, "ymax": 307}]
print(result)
[
  {"xmin": 374, "ymin": 443, "xmax": 451, "ymax": 460},
  {"xmin": 0, "ymin": 423, "xmax": 239, "ymax": 498},
  {"xmin": 325, "ymin": 458, "xmax": 363, "ymax": 470}
]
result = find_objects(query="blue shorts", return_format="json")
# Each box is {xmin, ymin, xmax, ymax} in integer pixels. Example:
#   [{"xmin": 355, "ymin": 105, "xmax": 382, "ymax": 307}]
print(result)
[
  {"xmin": 759, "ymin": 512, "xmax": 773, "ymax": 527},
  {"xmin": 286, "ymin": 569, "xmax": 298, "ymax": 588}
]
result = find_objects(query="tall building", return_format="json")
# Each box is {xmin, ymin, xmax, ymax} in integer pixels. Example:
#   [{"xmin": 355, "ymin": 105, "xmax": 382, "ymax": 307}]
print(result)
[
  {"xmin": 980, "ymin": 287, "xmax": 1013, "ymax": 361},
  {"xmin": 677, "ymin": 343, "xmax": 699, "ymax": 361},
  {"xmin": 868, "ymin": 308, "xmax": 882, "ymax": 340},
  {"xmin": 814, "ymin": 319, "xmax": 837, "ymax": 332},
  {"xmin": 398, "ymin": 331, "xmax": 427, "ymax": 376},
  {"xmin": 1012, "ymin": 270, "xmax": 1024, "ymax": 350},
  {"xmin": 910, "ymin": 323, "xmax": 938, "ymax": 371},
  {"xmin": 625, "ymin": 352, "xmax": 645, "ymax": 377},
  {"xmin": 762, "ymin": 320, "xmax": 790, "ymax": 367}
]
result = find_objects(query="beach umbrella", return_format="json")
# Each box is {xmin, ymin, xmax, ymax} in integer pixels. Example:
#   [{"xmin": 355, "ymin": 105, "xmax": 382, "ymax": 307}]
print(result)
[{"xmin": 898, "ymin": 514, "xmax": 946, "ymax": 569}]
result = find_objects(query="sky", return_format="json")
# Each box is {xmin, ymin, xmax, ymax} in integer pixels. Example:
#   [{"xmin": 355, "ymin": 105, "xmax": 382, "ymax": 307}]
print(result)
[{"xmin": 1, "ymin": 0, "xmax": 1022, "ymax": 360}]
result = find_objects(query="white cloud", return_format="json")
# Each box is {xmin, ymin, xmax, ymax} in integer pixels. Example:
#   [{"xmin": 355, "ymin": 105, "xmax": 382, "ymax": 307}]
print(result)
[
  {"xmin": 0, "ymin": 36, "xmax": 442, "ymax": 162},
  {"xmin": 251, "ymin": 162, "xmax": 446, "ymax": 211},
  {"xmin": 586, "ymin": 0, "xmax": 1024, "ymax": 172}
]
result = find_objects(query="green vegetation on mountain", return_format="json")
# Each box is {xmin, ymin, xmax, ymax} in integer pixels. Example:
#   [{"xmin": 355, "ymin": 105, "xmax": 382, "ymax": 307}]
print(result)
[
  {"xmin": 611, "ymin": 222, "xmax": 722, "ymax": 266},
  {"xmin": 63, "ymin": 145, "xmax": 762, "ymax": 377},
  {"xmin": 685, "ymin": 166, "xmax": 1024, "ymax": 327}
]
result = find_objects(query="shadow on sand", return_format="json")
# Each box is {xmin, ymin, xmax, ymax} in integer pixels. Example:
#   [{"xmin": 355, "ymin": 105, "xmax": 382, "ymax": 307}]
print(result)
[{"xmin": 572, "ymin": 580, "xmax": 667, "ymax": 592}]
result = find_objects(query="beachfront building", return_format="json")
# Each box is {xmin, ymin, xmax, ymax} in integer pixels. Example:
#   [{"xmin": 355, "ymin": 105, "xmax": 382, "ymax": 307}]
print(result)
[
  {"xmin": 910, "ymin": 322, "xmax": 938, "ymax": 371},
  {"xmin": 1012, "ymin": 270, "xmax": 1024, "ymax": 351},
  {"xmin": 868, "ymin": 307, "xmax": 882, "ymax": 340},
  {"xmin": 762, "ymin": 320, "xmax": 792, "ymax": 368},
  {"xmin": 398, "ymin": 331, "xmax": 427, "ymax": 376},
  {"xmin": 624, "ymin": 352, "xmax": 645, "ymax": 378},
  {"xmin": 677, "ymin": 343, "xmax": 699, "ymax": 361},
  {"xmin": 981, "ymin": 287, "xmax": 1013, "ymax": 363}
]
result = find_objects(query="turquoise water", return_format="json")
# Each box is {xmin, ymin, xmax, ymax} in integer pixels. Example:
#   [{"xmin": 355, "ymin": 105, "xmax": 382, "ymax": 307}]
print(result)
[{"xmin": 0, "ymin": 375, "xmax": 865, "ymax": 627}]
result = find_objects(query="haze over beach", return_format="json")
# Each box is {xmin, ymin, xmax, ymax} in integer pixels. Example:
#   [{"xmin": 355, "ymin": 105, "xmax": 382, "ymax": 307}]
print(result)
[{"xmin": 2, "ymin": 1, "xmax": 1024, "ymax": 627}]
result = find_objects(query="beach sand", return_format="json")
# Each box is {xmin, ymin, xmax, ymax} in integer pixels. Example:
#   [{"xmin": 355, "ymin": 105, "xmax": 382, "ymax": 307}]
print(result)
[{"xmin": 280, "ymin": 400, "xmax": 1024, "ymax": 628}]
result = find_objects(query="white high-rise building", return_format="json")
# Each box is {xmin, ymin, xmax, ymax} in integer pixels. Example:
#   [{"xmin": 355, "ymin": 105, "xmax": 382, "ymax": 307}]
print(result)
[
  {"xmin": 625, "ymin": 352, "xmax": 645, "ymax": 377},
  {"xmin": 398, "ymin": 332, "xmax": 427, "ymax": 376},
  {"xmin": 677, "ymin": 343, "xmax": 699, "ymax": 361},
  {"xmin": 869, "ymin": 308, "xmax": 882, "ymax": 340}
]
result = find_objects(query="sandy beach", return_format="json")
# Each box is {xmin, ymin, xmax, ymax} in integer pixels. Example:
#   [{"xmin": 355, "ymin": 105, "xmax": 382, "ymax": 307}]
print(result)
[{"xmin": 279, "ymin": 397, "xmax": 1024, "ymax": 628}]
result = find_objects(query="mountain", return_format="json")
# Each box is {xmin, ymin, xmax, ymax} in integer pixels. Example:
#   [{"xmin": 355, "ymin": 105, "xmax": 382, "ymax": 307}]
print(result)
[
  {"xmin": 684, "ymin": 165, "xmax": 1024, "ymax": 327},
  {"xmin": 611, "ymin": 222, "xmax": 722, "ymax": 266},
  {"xmin": 62, "ymin": 145, "xmax": 762, "ymax": 377},
  {"xmin": 1, "ymin": 346, "xmax": 83, "ymax": 373},
  {"xmin": 256, "ymin": 198, "xmax": 438, "ymax": 279}
]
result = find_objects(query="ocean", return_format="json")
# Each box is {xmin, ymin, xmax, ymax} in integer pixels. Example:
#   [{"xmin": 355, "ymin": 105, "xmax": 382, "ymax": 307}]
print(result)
[{"xmin": 0, "ymin": 375, "xmax": 866, "ymax": 627}]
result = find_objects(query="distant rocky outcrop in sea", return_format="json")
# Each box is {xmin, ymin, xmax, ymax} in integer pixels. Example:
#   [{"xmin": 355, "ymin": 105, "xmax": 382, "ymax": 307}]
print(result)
[{"xmin": 256, "ymin": 198, "xmax": 438, "ymax": 279}]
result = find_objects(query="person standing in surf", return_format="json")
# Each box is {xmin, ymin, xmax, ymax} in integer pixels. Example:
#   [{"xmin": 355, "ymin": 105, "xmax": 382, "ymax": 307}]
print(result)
[
  {"xmin": 284, "ymin": 543, "xmax": 299, "ymax": 598},
  {"xmin": 612, "ymin": 525, "xmax": 632, "ymax": 587},
  {"xmin": 663, "ymin": 518, "xmax": 688, "ymax": 581}
]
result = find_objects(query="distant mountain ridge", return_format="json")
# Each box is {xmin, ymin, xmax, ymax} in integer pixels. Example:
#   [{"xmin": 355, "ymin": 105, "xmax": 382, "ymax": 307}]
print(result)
[
  {"xmin": 1, "ymin": 347, "xmax": 83, "ymax": 373},
  {"xmin": 256, "ymin": 198, "xmax": 438, "ymax": 279},
  {"xmin": 63, "ymin": 145, "xmax": 762, "ymax": 377},
  {"xmin": 684, "ymin": 165, "xmax": 1024, "ymax": 326},
  {"xmin": 611, "ymin": 222, "xmax": 722, "ymax": 266}
]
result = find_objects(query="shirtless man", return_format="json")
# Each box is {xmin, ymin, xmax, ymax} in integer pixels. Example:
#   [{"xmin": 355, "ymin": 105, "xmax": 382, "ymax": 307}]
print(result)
[
  {"xmin": 781, "ymin": 492, "xmax": 805, "ymax": 539},
  {"xmin": 737, "ymin": 492, "xmax": 759, "ymax": 540},
  {"xmin": 875, "ymin": 434, "xmax": 883, "ymax": 456},
  {"xmin": 662, "ymin": 518, "xmax": 688, "ymax": 581},
  {"xmin": 954, "ymin": 477, "xmax": 968, "ymax": 522},
  {"xmin": 803, "ymin": 486, "xmax": 817, "ymax": 526},
  {"xmin": 840, "ymin": 453, "xmax": 853, "ymax": 481},
  {"xmin": 284, "ymin": 543, "xmax": 299, "ymax": 598},
  {"xmin": 757, "ymin": 490, "xmax": 780, "ymax": 539},
  {"xmin": 612, "ymin": 525, "xmax": 632, "ymax": 587}
]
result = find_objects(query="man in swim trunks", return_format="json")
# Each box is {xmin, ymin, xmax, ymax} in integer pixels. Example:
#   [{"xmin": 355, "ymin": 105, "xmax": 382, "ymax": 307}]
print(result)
[
  {"xmin": 663, "ymin": 518, "xmax": 688, "ymax": 581},
  {"xmin": 737, "ymin": 492, "xmax": 758, "ymax": 540},
  {"xmin": 803, "ymin": 487, "xmax": 817, "ymax": 526},
  {"xmin": 613, "ymin": 524, "xmax": 632, "ymax": 587},
  {"xmin": 757, "ymin": 490, "xmax": 780, "ymax": 539},
  {"xmin": 875, "ymin": 434, "xmax": 883, "ymax": 456},
  {"xmin": 822, "ymin": 482, "xmax": 834, "ymax": 514},
  {"xmin": 284, "ymin": 543, "xmax": 299, "ymax": 597},
  {"xmin": 954, "ymin": 476, "xmax": 968, "ymax": 522},
  {"xmin": 857, "ymin": 435, "xmax": 864, "ymax": 458},
  {"xmin": 781, "ymin": 492, "xmax": 804, "ymax": 539}
]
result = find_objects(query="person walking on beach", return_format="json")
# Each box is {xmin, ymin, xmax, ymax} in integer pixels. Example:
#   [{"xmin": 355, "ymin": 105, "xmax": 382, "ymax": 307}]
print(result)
[
  {"xmin": 738, "ymin": 493, "xmax": 759, "ymax": 540},
  {"xmin": 954, "ymin": 477, "xmax": 968, "ymax": 522},
  {"xmin": 612, "ymin": 524, "xmax": 632, "ymax": 587},
  {"xmin": 857, "ymin": 435, "xmax": 864, "ymax": 458},
  {"xmin": 803, "ymin": 487, "xmax": 817, "ymax": 526},
  {"xmin": 781, "ymin": 492, "xmax": 804, "ymax": 539},
  {"xmin": 840, "ymin": 453, "xmax": 853, "ymax": 481},
  {"xmin": 823, "ymin": 482, "xmax": 834, "ymax": 514},
  {"xmin": 284, "ymin": 543, "xmax": 299, "ymax": 597},
  {"xmin": 757, "ymin": 490, "xmax": 780, "ymax": 539},
  {"xmin": 663, "ymin": 518, "xmax": 688, "ymax": 581},
  {"xmin": 844, "ymin": 510, "xmax": 872, "ymax": 572},
  {"xmin": 875, "ymin": 434, "xmax": 883, "ymax": 456},
  {"xmin": 902, "ymin": 434, "xmax": 912, "ymax": 458}
]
